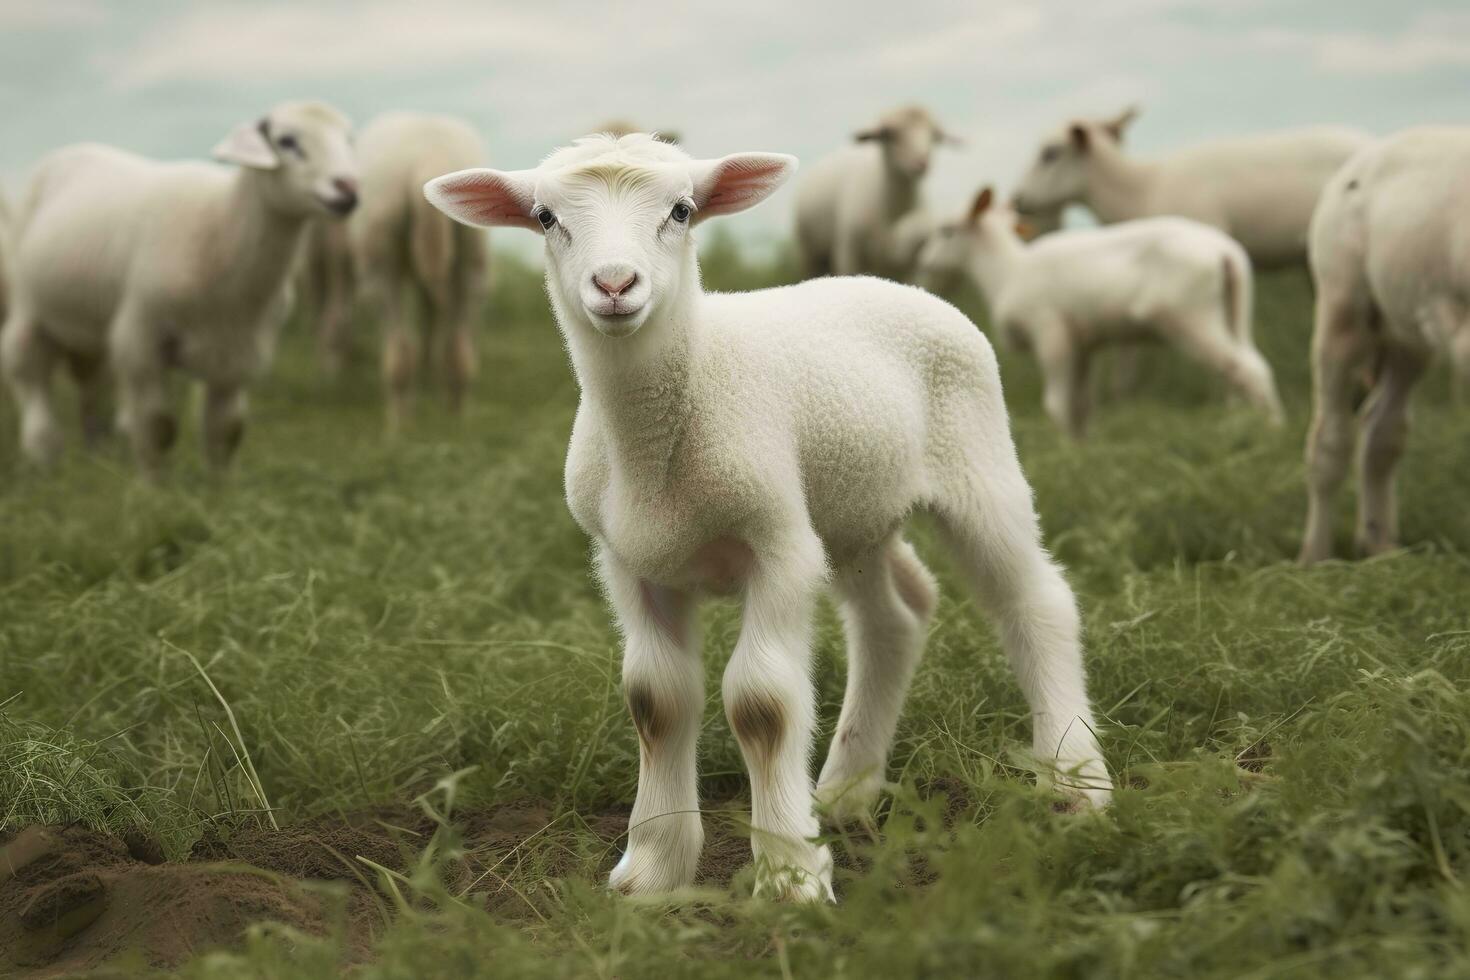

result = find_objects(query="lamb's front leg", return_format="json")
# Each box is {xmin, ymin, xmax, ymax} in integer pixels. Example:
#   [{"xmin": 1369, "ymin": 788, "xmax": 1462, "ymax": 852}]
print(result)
[
  {"xmin": 724, "ymin": 539, "xmax": 834, "ymax": 902},
  {"xmin": 599, "ymin": 551, "xmax": 706, "ymax": 895}
]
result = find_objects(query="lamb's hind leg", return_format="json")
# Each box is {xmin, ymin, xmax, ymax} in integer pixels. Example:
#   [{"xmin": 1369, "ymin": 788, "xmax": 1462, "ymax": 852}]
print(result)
[
  {"xmin": 1, "ymin": 308, "xmax": 64, "ymax": 466},
  {"xmin": 816, "ymin": 534, "xmax": 937, "ymax": 822},
  {"xmin": 1170, "ymin": 313, "xmax": 1284, "ymax": 424},
  {"xmin": 1355, "ymin": 347, "xmax": 1426, "ymax": 556},
  {"xmin": 935, "ymin": 454, "xmax": 1112, "ymax": 807},
  {"xmin": 599, "ymin": 549, "xmax": 705, "ymax": 896}
]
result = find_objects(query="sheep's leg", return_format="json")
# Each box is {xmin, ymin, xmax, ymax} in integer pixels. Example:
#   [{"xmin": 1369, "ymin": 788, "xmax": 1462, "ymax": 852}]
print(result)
[
  {"xmin": 1, "ymin": 310, "xmax": 65, "ymax": 466},
  {"xmin": 1108, "ymin": 345, "xmax": 1142, "ymax": 400},
  {"xmin": 1354, "ymin": 348, "xmax": 1425, "ymax": 557},
  {"xmin": 935, "ymin": 456, "xmax": 1111, "ymax": 808},
  {"xmin": 202, "ymin": 384, "xmax": 248, "ymax": 471},
  {"xmin": 1300, "ymin": 297, "xmax": 1376, "ymax": 565},
  {"xmin": 371, "ymin": 281, "xmax": 413, "ymax": 435},
  {"xmin": 1038, "ymin": 333, "xmax": 1090, "ymax": 438},
  {"xmin": 1169, "ymin": 315, "xmax": 1284, "ymax": 425},
  {"xmin": 724, "ymin": 533, "xmax": 833, "ymax": 901},
  {"xmin": 600, "ymin": 551, "xmax": 705, "ymax": 896},
  {"xmin": 816, "ymin": 534, "xmax": 937, "ymax": 822},
  {"xmin": 65, "ymin": 351, "xmax": 110, "ymax": 449},
  {"xmin": 443, "ymin": 230, "xmax": 484, "ymax": 416}
]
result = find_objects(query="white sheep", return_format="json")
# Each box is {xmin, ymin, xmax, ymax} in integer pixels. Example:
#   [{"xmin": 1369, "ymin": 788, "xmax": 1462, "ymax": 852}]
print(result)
[
  {"xmin": 1012, "ymin": 108, "xmax": 1372, "ymax": 268},
  {"xmin": 349, "ymin": 112, "xmax": 489, "ymax": 430},
  {"xmin": 1, "ymin": 101, "xmax": 357, "ymax": 472},
  {"xmin": 1299, "ymin": 128, "xmax": 1470, "ymax": 565},
  {"xmin": 918, "ymin": 188, "xmax": 1283, "ymax": 437},
  {"xmin": 795, "ymin": 105, "xmax": 957, "ymax": 280},
  {"xmin": 425, "ymin": 134, "xmax": 1112, "ymax": 902}
]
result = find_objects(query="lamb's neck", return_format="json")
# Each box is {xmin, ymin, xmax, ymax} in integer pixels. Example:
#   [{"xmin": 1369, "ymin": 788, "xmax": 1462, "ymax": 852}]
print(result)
[
  {"xmin": 1084, "ymin": 151, "xmax": 1158, "ymax": 225},
  {"xmin": 209, "ymin": 171, "xmax": 310, "ymax": 310},
  {"xmin": 966, "ymin": 237, "xmax": 1025, "ymax": 310},
  {"xmin": 561, "ymin": 290, "xmax": 703, "ymax": 483}
]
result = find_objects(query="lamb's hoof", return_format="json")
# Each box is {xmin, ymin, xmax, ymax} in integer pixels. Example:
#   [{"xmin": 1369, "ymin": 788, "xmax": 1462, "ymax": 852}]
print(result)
[
  {"xmin": 814, "ymin": 772, "xmax": 883, "ymax": 826},
  {"xmin": 753, "ymin": 846, "xmax": 834, "ymax": 903},
  {"xmin": 608, "ymin": 847, "xmax": 698, "ymax": 897},
  {"xmin": 1055, "ymin": 768, "xmax": 1113, "ymax": 811}
]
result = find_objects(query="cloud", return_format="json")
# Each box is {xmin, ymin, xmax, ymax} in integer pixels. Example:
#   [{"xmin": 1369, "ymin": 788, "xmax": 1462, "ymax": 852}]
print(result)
[
  {"xmin": 104, "ymin": 1, "xmax": 665, "ymax": 89},
  {"xmin": 1255, "ymin": 12, "xmax": 1470, "ymax": 75},
  {"xmin": 0, "ymin": 0, "xmax": 107, "ymax": 28}
]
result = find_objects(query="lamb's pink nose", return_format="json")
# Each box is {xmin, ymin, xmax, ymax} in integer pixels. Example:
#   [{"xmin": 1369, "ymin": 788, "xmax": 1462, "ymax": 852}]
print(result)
[{"xmin": 593, "ymin": 269, "xmax": 637, "ymax": 298}]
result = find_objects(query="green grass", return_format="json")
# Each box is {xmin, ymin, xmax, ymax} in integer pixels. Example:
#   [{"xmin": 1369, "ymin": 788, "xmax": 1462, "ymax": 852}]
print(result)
[{"xmin": 2, "ymin": 245, "xmax": 1468, "ymax": 978}]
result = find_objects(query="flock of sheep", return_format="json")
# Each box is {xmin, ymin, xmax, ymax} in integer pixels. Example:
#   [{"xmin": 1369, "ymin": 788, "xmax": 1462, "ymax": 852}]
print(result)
[{"xmin": 0, "ymin": 97, "xmax": 1465, "ymax": 903}]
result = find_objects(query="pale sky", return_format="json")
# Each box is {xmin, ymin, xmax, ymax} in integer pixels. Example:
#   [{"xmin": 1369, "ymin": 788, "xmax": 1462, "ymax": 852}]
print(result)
[{"xmin": 2, "ymin": 1, "xmax": 1467, "ymax": 255}]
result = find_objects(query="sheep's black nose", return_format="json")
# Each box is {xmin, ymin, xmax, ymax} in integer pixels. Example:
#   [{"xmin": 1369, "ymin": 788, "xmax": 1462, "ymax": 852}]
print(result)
[{"xmin": 331, "ymin": 177, "xmax": 359, "ymax": 215}]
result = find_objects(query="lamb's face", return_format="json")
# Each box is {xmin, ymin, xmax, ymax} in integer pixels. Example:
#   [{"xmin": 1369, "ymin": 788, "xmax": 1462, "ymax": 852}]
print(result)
[
  {"xmin": 423, "ymin": 134, "xmax": 797, "ymax": 339},
  {"xmin": 214, "ymin": 101, "xmax": 359, "ymax": 218},
  {"xmin": 534, "ymin": 164, "xmax": 695, "ymax": 337}
]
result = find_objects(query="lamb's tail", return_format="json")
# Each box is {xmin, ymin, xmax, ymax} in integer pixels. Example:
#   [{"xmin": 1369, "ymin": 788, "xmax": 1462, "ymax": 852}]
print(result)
[{"xmin": 1221, "ymin": 249, "xmax": 1254, "ymax": 345}]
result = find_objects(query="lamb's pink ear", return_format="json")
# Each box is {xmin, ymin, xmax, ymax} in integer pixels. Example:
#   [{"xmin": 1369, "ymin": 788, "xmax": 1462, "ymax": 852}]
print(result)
[
  {"xmin": 689, "ymin": 153, "xmax": 798, "ymax": 223},
  {"xmin": 423, "ymin": 168, "xmax": 541, "ymax": 231},
  {"xmin": 213, "ymin": 119, "xmax": 278, "ymax": 170}
]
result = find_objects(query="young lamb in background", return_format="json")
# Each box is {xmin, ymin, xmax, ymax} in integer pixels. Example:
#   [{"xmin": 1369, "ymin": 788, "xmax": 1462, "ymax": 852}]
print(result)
[
  {"xmin": 425, "ymin": 133, "xmax": 1112, "ymax": 902},
  {"xmin": 795, "ymin": 105, "xmax": 958, "ymax": 280},
  {"xmin": 1012, "ymin": 108, "xmax": 1371, "ymax": 268},
  {"xmin": 1299, "ymin": 128, "xmax": 1470, "ymax": 565},
  {"xmin": 918, "ymin": 187, "xmax": 1283, "ymax": 437},
  {"xmin": 347, "ymin": 113, "xmax": 489, "ymax": 432},
  {"xmin": 1, "ymin": 101, "xmax": 357, "ymax": 473}
]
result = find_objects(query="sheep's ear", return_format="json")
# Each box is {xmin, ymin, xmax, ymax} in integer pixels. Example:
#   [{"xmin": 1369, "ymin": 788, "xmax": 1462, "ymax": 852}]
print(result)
[
  {"xmin": 968, "ymin": 186, "xmax": 994, "ymax": 224},
  {"xmin": 424, "ymin": 168, "xmax": 541, "ymax": 231},
  {"xmin": 689, "ymin": 153, "xmax": 797, "ymax": 223},
  {"xmin": 1068, "ymin": 124, "xmax": 1091, "ymax": 153},
  {"xmin": 1104, "ymin": 105, "xmax": 1140, "ymax": 142},
  {"xmin": 213, "ymin": 119, "xmax": 278, "ymax": 170},
  {"xmin": 854, "ymin": 126, "xmax": 892, "ymax": 143}
]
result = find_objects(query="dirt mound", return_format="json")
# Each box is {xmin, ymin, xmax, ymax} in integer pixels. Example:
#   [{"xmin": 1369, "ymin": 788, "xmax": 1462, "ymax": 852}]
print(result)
[{"xmin": 0, "ymin": 800, "xmax": 762, "ymax": 975}]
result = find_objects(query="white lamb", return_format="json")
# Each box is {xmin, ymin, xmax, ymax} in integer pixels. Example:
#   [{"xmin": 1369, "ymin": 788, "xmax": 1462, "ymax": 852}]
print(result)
[
  {"xmin": 917, "ymin": 188, "xmax": 1283, "ymax": 437},
  {"xmin": 1, "ymin": 101, "xmax": 358, "ymax": 472},
  {"xmin": 425, "ymin": 134, "xmax": 1112, "ymax": 902},
  {"xmin": 1299, "ymin": 128, "xmax": 1470, "ymax": 565},
  {"xmin": 1012, "ymin": 108, "xmax": 1371, "ymax": 268},
  {"xmin": 795, "ymin": 105, "xmax": 958, "ymax": 280}
]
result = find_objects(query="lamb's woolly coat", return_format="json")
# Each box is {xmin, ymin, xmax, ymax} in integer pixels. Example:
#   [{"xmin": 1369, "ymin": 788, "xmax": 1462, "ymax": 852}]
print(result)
[{"xmin": 1300, "ymin": 127, "xmax": 1470, "ymax": 563}]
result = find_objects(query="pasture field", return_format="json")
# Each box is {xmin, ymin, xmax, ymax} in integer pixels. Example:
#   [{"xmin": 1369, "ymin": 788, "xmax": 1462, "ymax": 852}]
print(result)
[{"xmin": 2, "ymin": 247, "xmax": 1468, "ymax": 978}]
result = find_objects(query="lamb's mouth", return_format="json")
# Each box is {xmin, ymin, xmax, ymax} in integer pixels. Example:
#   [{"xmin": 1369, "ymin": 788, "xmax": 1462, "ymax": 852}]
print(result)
[
  {"xmin": 320, "ymin": 194, "xmax": 358, "ymax": 217},
  {"xmin": 586, "ymin": 305, "xmax": 648, "ymax": 335}
]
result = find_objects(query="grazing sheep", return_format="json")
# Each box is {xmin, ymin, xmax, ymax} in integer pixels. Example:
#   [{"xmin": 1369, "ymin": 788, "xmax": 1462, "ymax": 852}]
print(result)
[
  {"xmin": 1012, "ymin": 108, "xmax": 1371, "ymax": 268},
  {"xmin": 1, "ymin": 101, "xmax": 357, "ymax": 473},
  {"xmin": 795, "ymin": 105, "xmax": 958, "ymax": 280},
  {"xmin": 425, "ymin": 134, "xmax": 1112, "ymax": 902},
  {"xmin": 1299, "ymin": 128, "xmax": 1470, "ymax": 564},
  {"xmin": 919, "ymin": 188, "xmax": 1283, "ymax": 437},
  {"xmin": 348, "ymin": 113, "xmax": 489, "ymax": 431}
]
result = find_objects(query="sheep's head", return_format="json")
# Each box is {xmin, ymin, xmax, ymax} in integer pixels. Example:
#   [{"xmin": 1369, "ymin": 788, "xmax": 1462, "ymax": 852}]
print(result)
[
  {"xmin": 425, "ymin": 134, "xmax": 796, "ymax": 338},
  {"xmin": 855, "ymin": 105, "xmax": 958, "ymax": 181},
  {"xmin": 213, "ymin": 101, "xmax": 358, "ymax": 218},
  {"xmin": 1012, "ymin": 106, "xmax": 1139, "ymax": 214}
]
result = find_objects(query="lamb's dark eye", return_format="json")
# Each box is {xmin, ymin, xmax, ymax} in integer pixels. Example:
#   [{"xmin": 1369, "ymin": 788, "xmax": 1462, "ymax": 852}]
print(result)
[
  {"xmin": 670, "ymin": 201, "xmax": 691, "ymax": 223},
  {"xmin": 535, "ymin": 207, "xmax": 557, "ymax": 231},
  {"xmin": 1040, "ymin": 145, "xmax": 1061, "ymax": 164},
  {"xmin": 277, "ymin": 134, "xmax": 303, "ymax": 157}
]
